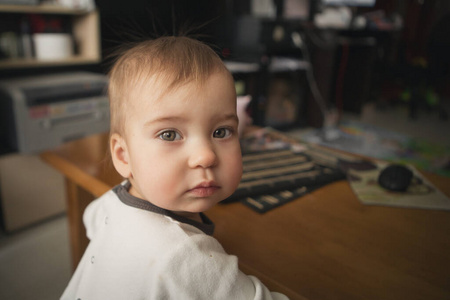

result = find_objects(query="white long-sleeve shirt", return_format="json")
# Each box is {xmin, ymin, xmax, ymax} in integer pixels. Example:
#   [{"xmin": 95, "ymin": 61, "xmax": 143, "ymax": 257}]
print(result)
[{"xmin": 61, "ymin": 182, "xmax": 288, "ymax": 300}]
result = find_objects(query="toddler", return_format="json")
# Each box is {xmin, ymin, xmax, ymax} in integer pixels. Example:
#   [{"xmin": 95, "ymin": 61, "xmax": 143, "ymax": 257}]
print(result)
[{"xmin": 61, "ymin": 36, "xmax": 288, "ymax": 299}]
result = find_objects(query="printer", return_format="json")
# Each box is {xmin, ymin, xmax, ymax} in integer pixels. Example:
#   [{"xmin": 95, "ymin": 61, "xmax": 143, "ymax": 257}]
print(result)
[{"xmin": 0, "ymin": 72, "xmax": 110, "ymax": 153}]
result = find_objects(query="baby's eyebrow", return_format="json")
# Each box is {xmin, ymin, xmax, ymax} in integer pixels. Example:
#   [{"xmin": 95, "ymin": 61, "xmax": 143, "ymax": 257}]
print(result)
[
  {"xmin": 144, "ymin": 113, "xmax": 238, "ymax": 127},
  {"xmin": 144, "ymin": 116, "xmax": 187, "ymax": 127},
  {"xmin": 220, "ymin": 113, "xmax": 239, "ymax": 123}
]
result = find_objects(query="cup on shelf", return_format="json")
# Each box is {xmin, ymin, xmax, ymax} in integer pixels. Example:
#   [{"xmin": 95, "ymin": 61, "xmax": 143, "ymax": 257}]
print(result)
[{"xmin": 32, "ymin": 33, "xmax": 74, "ymax": 60}]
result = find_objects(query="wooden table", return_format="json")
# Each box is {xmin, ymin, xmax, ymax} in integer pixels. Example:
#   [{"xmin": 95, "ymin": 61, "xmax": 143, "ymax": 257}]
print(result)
[{"xmin": 41, "ymin": 132, "xmax": 450, "ymax": 300}]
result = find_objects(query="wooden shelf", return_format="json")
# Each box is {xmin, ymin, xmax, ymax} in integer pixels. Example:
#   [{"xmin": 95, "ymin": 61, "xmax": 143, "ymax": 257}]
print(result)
[
  {"xmin": 0, "ymin": 5, "xmax": 100, "ymax": 69},
  {"xmin": 0, "ymin": 4, "xmax": 89, "ymax": 15},
  {"xmin": 0, "ymin": 56, "xmax": 99, "ymax": 68}
]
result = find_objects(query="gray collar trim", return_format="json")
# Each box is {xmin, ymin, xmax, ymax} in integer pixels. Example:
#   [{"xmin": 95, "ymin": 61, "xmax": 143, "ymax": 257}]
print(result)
[{"xmin": 113, "ymin": 182, "xmax": 215, "ymax": 236}]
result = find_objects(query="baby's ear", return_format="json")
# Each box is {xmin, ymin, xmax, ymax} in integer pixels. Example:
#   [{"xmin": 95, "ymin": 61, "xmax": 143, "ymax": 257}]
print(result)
[{"xmin": 110, "ymin": 133, "xmax": 132, "ymax": 178}]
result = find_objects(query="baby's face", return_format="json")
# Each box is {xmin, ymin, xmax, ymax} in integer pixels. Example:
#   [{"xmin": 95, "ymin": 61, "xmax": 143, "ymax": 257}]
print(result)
[{"xmin": 124, "ymin": 71, "xmax": 242, "ymax": 215}]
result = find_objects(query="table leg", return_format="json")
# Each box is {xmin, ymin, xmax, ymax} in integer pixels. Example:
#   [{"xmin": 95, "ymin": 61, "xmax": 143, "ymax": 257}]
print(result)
[{"xmin": 65, "ymin": 178, "xmax": 95, "ymax": 271}]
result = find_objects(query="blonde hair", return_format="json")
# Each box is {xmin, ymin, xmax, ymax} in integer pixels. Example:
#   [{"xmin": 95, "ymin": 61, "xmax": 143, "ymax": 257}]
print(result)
[{"xmin": 108, "ymin": 36, "xmax": 229, "ymax": 135}]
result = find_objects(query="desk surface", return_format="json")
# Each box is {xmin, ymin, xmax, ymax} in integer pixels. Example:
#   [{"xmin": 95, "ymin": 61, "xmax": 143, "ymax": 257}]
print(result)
[{"xmin": 41, "ymin": 133, "xmax": 450, "ymax": 300}]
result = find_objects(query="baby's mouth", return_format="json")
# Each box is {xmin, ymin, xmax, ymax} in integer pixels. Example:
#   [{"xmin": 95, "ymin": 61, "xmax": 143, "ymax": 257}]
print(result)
[{"xmin": 188, "ymin": 182, "xmax": 219, "ymax": 197}]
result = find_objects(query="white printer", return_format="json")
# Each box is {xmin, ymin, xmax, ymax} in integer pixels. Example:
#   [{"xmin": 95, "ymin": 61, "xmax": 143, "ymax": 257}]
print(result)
[{"xmin": 0, "ymin": 72, "xmax": 110, "ymax": 153}]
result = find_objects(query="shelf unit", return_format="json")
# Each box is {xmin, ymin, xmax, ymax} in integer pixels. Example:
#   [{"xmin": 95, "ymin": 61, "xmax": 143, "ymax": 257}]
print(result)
[{"xmin": 0, "ymin": 4, "xmax": 100, "ymax": 69}]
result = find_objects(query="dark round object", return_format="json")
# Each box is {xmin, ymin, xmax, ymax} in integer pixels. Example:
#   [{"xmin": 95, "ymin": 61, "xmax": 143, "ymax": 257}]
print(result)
[{"xmin": 378, "ymin": 164, "xmax": 414, "ymax": 192}]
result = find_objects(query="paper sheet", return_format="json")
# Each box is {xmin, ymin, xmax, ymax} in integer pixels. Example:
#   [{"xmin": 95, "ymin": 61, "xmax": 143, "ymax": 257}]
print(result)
[{"xmin": 348, "ymin": 161, "xmax": 450, "ymax": 210}]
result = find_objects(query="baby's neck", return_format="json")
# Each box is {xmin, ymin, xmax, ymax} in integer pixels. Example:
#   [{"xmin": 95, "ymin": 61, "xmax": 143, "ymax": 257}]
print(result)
[{"xmin": 174, "ymin": 211, "xmax": 203, "ymax": 223}]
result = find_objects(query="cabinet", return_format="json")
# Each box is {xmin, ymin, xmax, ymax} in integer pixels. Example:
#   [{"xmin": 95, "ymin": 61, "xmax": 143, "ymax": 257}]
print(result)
[{"xmin": 0, "ymin": 4, "xmax": 100, "ymax": 69}]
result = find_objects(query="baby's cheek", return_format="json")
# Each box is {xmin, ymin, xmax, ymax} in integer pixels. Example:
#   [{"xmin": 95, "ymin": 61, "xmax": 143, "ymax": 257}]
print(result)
[
  {"xmin": 139, "ymin": 165, "xmax": 169, "ymax": 189},
  {"xmin": 226, "ymin": 157, "xmax": 243, "ymax": 189},
  {"xmin": 149, "ymin": 169, "xmax": 175, "ymax": 191},
  {"xmin": 140, "ymin": 173, "xmax": 178, "ymax": 208}
]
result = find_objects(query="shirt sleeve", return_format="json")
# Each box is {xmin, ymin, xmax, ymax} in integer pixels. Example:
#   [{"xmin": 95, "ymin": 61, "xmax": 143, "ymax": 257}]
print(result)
[{"xmin": 149, "ymin": 232, "xmax": 289, "ymax": 300}]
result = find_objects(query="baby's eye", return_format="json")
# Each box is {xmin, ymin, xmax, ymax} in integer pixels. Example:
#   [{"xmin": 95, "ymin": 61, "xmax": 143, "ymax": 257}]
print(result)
[
  {"xmin": 158, "ymin": 130, "xmax": 181, "ymax": 141},
  {"xmin": 213, "ymin": 128, "xmax": 232, "ymax": 139}
]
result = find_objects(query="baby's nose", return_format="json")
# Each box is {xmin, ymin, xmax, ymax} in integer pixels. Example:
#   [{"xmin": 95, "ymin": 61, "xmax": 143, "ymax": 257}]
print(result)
[{"xmin": 188, "ymin": 141, "xmax": 218, "ymax": 169}]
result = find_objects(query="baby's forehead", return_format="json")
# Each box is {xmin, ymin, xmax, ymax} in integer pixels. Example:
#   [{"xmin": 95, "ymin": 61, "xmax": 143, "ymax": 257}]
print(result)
[{"xmin": 130, "ymin": 69, "xmax": 231, "ymax": 100}]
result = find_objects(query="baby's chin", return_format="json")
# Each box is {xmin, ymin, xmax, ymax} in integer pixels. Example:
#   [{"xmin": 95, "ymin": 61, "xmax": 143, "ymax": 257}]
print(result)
[{"xmin": 184, "ymin": 198, "xmax": 225, "ymax": 213}]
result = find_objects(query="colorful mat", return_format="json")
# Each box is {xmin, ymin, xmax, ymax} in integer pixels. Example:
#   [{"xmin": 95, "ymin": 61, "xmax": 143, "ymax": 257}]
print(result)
[{"xmin": 296, "ymin": 120, "xmax": 450, "ymax": 178}]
